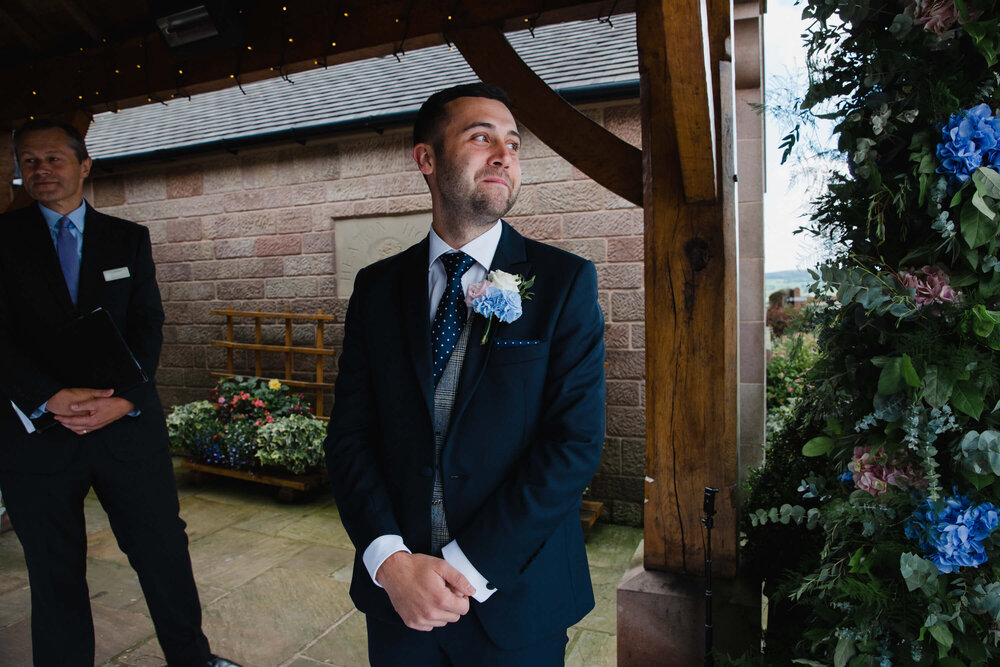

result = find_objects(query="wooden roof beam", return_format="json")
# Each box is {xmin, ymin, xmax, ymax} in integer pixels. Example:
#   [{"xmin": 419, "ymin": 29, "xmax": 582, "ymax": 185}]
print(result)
[
  {"xmin": 452, "ymin": 24, "xmax": 643, "ymax": 207},
  {"xmin": 663, "ymin": 0, "xmax": 718, "ymax": 202},
  {"xmin": 53, "ymin": 0, "xmax": 102, "ymax": 43},
  {"xmin": 0, "ymin": 0, "xmax": 633, "ymax": 127},
  {"xmin": 0, "ymin": 7, "xmax": 45, "ymax": 53}
]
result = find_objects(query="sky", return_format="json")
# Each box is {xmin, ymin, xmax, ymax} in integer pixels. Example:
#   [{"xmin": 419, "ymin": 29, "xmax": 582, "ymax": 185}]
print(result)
[{"xmin": 762, "ymin": 0, "xmax": 833, "ymax": 273}]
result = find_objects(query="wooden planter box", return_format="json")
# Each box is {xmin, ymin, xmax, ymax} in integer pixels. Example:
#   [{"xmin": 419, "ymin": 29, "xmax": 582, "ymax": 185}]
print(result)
[
  {"xmin": 181, "ymin": 459, "xmax": 328, "ymax": 502},
  {"xmin": 580, "ymin": 499, "xmax": 604, "ymax": 537}
]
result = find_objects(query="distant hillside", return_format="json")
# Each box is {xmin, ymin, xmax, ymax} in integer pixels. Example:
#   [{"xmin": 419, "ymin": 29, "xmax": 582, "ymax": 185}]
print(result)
[{"xmin": 764, "ymin": 270, "xmax": 814, "ymax": 298}]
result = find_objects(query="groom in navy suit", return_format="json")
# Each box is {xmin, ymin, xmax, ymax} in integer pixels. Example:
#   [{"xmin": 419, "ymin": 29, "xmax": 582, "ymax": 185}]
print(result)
[{"xmin": 325, "ymin": 83, "xmax": 606, "ymax": 664}]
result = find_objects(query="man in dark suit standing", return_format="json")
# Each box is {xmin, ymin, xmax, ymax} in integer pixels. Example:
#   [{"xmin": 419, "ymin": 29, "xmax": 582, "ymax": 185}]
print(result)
[
  {"xmin": 0, "ymin": 119, "xmax": 238, "ymax": 667},
  {"xmin": 326, "ymin": 83, "xmax": 606, "ymax": 665}
]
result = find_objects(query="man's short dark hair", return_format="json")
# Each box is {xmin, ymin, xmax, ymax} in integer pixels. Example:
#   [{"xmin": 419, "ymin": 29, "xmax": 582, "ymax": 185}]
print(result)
[
  {"xmin": 13, "ymin": 118, "xmax": 90, "ymax": 163},
  {"xmin": 413, "ymin": 83, "xmax": 512, "ymax": 148}
]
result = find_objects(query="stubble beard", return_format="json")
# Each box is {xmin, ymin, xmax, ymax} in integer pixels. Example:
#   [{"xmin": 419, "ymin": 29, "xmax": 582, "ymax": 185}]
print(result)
[{"xmin": 436, "ymin": 160, "xmax": 519, "ymax": 234}]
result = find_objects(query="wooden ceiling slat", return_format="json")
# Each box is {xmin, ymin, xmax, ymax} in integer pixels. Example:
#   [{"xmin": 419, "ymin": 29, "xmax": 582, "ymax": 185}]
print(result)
[
  {"xmin": 453, "ymin": 24, "xmax": 643, "ymax": 207},
  {"xmin": 0, "ymin": 6, "xmax": 45, "ymax": 54},
  {"xmin": 0, "ymin": 0, "xmax": 633, "ymax": 128},
  {"xmin": 54, "ymin": 0, "xmax": 102, "ymax": 43}
]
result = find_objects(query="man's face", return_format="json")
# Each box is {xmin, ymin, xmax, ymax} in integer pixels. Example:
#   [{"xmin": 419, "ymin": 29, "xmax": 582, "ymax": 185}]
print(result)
[
  {"xmin": 427, "ymin": 97, "xmax": 521, "ymax": 224},
  {"xmin": 17, "ymin": 127, "xmax": 91, "ymax": 213}
]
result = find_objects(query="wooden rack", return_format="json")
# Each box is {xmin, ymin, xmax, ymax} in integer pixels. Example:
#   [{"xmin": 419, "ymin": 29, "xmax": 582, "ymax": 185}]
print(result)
[{"xmin": 210, "ymin": 308, "xmax": 337, "ymax": 419}]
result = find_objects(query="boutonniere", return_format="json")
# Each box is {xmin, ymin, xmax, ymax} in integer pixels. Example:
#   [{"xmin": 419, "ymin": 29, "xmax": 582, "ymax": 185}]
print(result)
[{"xmin": 465, "ymin": 269, "xmax": 535, "ymax": 345}]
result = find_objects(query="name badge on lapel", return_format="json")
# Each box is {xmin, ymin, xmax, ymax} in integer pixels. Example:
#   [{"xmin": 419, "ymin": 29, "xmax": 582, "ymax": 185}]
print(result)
[{"xmin": 103, "ymin": 267, "xmax": 130, "ymax": 282}]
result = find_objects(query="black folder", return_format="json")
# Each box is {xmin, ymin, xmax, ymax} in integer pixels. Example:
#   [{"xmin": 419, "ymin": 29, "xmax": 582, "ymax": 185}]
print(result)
[{"xmin": 30, "ymin": 307, "xmax": 148, "ymax": 432}]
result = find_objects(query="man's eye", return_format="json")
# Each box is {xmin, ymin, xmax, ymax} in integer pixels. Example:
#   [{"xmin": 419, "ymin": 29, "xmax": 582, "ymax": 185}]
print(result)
[
  {"xmin": 472, "ymin": 134, "xmax": 488, "ymax": 142},
  {"xmin": 507, "ymin": 142, "xmax": 520, "ymax": 152}
]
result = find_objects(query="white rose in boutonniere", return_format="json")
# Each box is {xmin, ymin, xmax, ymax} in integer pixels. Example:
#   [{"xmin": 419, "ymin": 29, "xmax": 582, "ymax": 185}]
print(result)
[{"xmin": 465, "ymin": 270, "xmax": 535, "ymax": 345}]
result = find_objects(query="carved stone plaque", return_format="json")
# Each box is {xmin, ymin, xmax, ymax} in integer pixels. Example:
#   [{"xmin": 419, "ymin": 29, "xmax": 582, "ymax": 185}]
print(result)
[{"xmin": 335, "ymin": 213, "xmax": 431, "ymax": 297}]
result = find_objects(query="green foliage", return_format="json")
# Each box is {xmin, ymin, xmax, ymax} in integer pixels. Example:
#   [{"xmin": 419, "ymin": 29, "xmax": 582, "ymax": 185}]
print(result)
[
  {"xmin": 166, "ymin": 376, "xmax": 325, "ymax": 475},
  {"xmin": 739, "ymin": 0, "xmax": 1000, "ymax": 663},
  {"xmin": 767, "ymin": 332, "xmax": 820, "ymax": 412},
  {"xmin": 255, "ymin": 414, "xmax": 326, "ymax": 475}
]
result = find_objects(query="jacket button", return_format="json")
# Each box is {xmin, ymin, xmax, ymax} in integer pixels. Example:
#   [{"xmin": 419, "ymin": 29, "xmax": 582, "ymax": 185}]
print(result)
[
  {"xmin": 419, "ymin": 466, "xmax": 433, "ymax": 477},
  {"xmin": 485, "ymin": 582, "xmax": 495, "ymax": 591}
]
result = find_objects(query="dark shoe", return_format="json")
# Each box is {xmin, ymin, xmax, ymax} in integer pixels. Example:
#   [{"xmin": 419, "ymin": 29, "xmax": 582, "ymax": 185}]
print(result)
[{"xmin": 207, "ymin": 656, "xmax": 242, "ymax": 667}]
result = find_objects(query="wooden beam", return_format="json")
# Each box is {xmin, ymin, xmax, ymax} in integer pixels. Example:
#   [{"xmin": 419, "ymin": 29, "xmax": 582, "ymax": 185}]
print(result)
[
  {"xmin": 0, "ymin": 0, "xmax": 634, "ymax": 127},
  {"xmin": 54, "ymin": 0, "xmax": 102, "ymax": 43},
  {"xmin": 663, "ymin": 0, "xmax": 718, "ymax": 202},
  {"xmin": 5, "ymin": 109, "xmax": 92, "ymax": 213},
  {"xmin": 452, "ymin": 25, "xmax": 643, "ymax": 207},
  {"xmin": 637, "ymin": 0, "xmax": 738, "ymax": 577},
  {"xmin": 0, "ymin": 6, "xmax": 45, "ymax": 53}
]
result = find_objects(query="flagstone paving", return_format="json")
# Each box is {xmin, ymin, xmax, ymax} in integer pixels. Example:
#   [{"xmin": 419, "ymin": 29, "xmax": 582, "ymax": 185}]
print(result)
[{"xmin": 0, "ymin": 460, "xmax": 642, "ymax": 666}]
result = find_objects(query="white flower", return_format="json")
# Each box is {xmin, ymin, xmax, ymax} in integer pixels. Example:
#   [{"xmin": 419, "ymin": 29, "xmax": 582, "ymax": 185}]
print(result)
[{"xmin": 488, "ymin": 269, "xmax": 520, "ymax": 292}]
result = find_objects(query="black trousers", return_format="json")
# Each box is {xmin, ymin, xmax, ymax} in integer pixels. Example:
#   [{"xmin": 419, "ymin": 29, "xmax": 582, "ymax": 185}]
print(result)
[
  {"xmin": 366, "ymin": 610, "xmax": 568, "ymax": 666},
  {"xmin": 0, "ymin": 441, "xmax": 210, "ymax": 667}
]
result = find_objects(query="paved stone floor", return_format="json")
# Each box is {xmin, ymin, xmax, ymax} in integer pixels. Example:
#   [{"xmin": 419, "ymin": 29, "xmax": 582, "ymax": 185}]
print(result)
[{"xmin": 0, "ymin": 460, "xmax": 642, "ymax": 666}]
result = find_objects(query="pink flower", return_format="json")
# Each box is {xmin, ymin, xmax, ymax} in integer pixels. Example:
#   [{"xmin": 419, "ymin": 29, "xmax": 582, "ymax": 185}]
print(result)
[
  {"xmin": 252, "ymin": 399, "xmax": 265, "ymax": 408},
  {"xmin": 218, "ymin": 397, "xmax": 225, "ymax": 404},
  {"xmin": 898, "ymin": 265, "xmax": 960, "ymax": 308},
  {"xmin": 907, "ymin": 0, "xmax": 980, "ymax": 35},
  {"xmin": 849, "ymin": 446, "xmax": 927, "ymax": 498},
  {"xmin": 465, "ymin": 280, "xmax": 491, "ymax": 307}
]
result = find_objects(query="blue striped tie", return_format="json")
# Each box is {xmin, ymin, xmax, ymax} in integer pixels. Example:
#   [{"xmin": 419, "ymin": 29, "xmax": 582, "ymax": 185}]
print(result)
[{"xmin": 56, "ymin": 216, "xmax": 80, "ymax": 305}]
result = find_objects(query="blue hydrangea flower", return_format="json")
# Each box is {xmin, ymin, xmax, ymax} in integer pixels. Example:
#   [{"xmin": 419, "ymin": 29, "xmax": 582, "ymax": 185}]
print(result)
[
  {"xmin": 472, "ymin": 286, "xmax": 522, "ymax": 324},
  {"xmin": 904, "ymin": 492, "xmax": 1000, "ymax": 574},
  {"xmin": 937, "ymin": 104, "xmax": 1000, "ymax": 183},
  {"xmin": 839, "ymin": 468, "xmax": 855, "ymax": 485}
]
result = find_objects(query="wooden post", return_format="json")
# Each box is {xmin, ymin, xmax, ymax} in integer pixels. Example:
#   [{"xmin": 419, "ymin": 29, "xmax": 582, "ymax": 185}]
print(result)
[
  {"xmin": 637, "ymin": 0, "xmax": 739, "ymax": 577},
  {"xmin": 224, "ymin": 308, "xmax": 235, "ymax": 375},
  {"xmin": 315, "ymin": 309, "xmax": 325, "ymax": 418},
  {"xmin": 253, "ymin": 308, "xmax": 263, "ymax": 377},
  {"xmin": 284, "ymin": 312, "xmax": 293, "ymax": 381}
]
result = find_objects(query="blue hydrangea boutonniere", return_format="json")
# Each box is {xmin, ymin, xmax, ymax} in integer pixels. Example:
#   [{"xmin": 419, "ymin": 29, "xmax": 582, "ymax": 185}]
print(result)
[{"xmin": 465, "ymin": 269, "xmax": 535, "ymax": 345}]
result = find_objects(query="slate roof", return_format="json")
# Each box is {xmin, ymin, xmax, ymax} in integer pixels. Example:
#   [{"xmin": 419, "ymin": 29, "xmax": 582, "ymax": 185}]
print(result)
[{"xmin": 87, "ymin": 14, "xmax": 638, "ymax": 162}]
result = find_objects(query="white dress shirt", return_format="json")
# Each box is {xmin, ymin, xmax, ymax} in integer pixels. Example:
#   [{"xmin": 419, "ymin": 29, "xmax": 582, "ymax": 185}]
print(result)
[{"xmin": 362, "ymin": 220, "xmax": 503, "ymax": 604}]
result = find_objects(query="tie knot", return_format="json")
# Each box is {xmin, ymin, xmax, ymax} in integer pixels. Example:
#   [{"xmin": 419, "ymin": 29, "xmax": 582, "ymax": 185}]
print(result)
[
  {"xmin": 440, "ymin": 251, "xmax": 475, "ymax": 282},
  {"xmin": 58, "ymin": 216, "xmax": 73, "ymax": 233}
]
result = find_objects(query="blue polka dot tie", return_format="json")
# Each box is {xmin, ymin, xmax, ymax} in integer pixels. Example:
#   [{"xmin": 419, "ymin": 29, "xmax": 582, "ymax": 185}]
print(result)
[{"xmin": 432, "ymin": 251, "xmax": 475, "ymax": 386}]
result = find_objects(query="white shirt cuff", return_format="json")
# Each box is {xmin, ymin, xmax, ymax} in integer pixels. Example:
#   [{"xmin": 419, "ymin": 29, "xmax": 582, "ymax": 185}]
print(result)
[
  {"xmin": 442, "ymin": 539, "xmax": 496, "ymax": 603},
  {"xmin": 363, "ymin": 534, "xmax": 411, "ymax": 588}
]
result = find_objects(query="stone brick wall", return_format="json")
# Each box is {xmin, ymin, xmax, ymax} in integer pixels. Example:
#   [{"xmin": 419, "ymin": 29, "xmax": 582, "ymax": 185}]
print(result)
[{"xmin": 83, "ymin": 100, "xmax": 648, "ymax": 525}]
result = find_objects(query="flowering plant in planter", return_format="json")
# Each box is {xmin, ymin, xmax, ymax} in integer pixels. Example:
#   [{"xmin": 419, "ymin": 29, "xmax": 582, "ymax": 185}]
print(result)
[{"xmin": 167, "ymin": 377, "xmax": 324, "ymax": 475}]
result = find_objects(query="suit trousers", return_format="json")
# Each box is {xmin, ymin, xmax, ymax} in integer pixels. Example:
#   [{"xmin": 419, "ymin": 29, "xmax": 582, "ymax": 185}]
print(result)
[
  {"xmin": 0, "ymin": 439, "xmax": 210, "ymax": 667},
  {"xmin": 366, "ymin": 611, "xmax": 568, "ymax": 667}
]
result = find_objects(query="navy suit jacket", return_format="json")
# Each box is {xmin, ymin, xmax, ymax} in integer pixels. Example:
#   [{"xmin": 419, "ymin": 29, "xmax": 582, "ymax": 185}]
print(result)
[
  {"xmin": 0, "ymin": 203, "xmax": 168, "ymax": 472},
  {"xmin": 325, "ymin": 221, "xmax": 606, "ymax": 648}
]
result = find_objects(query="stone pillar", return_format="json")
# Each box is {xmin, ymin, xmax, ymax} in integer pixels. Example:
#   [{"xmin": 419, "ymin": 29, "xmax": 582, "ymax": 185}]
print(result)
[{"xmin": 734, "ymin": 0, "xmax": 767, "ymax": 488}]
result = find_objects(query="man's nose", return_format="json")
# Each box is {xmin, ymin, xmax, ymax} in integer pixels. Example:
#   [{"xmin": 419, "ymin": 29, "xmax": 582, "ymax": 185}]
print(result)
[{"xmin": 489, "ymin": 146, "xmax": 514, "ymax": 168}]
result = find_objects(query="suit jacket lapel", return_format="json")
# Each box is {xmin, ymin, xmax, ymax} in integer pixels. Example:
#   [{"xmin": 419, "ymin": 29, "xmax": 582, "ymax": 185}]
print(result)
[
  {"xmin": 77, "ymin": 204, "xmax": 109, "ymax": 313},
  {"xmin": 449, "ymin": 221, "xmax": 532, "ymax": 430},
  {"xmin": 399, "ymin": 237, "xmax": 435, "ymax": 418}
]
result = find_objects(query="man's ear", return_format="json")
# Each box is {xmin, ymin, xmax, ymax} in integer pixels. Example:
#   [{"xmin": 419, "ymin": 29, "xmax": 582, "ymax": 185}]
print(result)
[
  {"xmin": 413, "ymin": 143, "xmax": 435, "ymax": 176},
  {"xmin": 80, "ymin": 157, "xmax": 92, "ymax": 180}
]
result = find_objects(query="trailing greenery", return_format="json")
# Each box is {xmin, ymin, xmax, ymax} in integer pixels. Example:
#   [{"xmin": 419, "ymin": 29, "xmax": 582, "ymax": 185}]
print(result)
[
  {"xmin": 742, "ymin": 0, "xmax": 1000, "ymax": 664},
  {"xmin": 166, "ymin": 376, "xmax": 324, "ymax": 475}
]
